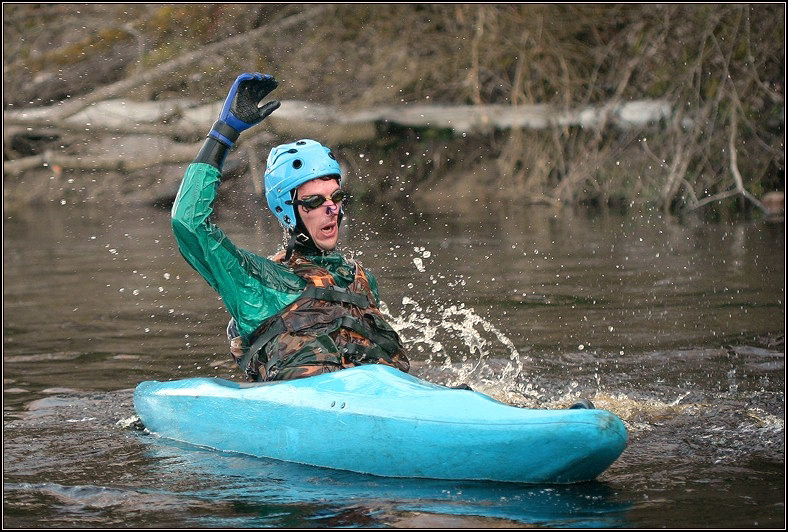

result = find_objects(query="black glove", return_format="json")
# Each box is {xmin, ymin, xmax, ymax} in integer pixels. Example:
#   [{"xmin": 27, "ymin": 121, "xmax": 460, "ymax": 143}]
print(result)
[
  {"xmin": 196, "ymin": 73, "xmax": 280, "ymax": 168},
  {"xmin": 208, "ymin": 72, "xmax": 281, "ymax": 149}
]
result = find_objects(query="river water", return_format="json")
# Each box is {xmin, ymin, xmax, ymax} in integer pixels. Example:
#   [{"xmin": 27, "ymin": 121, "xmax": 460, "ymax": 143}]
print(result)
[{"xmin": 3, "ymin": 196, "xmax": 784, "ymax": 528}]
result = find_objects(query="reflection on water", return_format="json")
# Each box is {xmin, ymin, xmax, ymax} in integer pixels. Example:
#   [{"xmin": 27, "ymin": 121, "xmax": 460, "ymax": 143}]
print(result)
[
  {"xmin": 3, "ymin": 201, "xmax": 785, "ymax": 528},
  {"xmin": 144, "ymin": 437, "xmax": 634, "ymax": 528}
]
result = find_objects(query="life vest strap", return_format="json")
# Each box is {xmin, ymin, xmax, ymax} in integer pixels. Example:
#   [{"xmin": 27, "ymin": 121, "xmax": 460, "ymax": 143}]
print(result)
[
  {"xmin": 239, "ymin": 316, "xmax": 285, "ymax": 371},
  {"xmin": 333, "ymin": 315, "xmax": 401, "ymax": 354},
  {"xmin": 301, "ymin": 284, "xmax": 371, "ymax": 308}
]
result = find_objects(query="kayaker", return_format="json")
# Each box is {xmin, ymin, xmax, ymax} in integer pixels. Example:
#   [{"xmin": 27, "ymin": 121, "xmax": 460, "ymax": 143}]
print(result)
[{"xmin": 171, "ymin": 72, "xmax": 410, "ymax": 382}]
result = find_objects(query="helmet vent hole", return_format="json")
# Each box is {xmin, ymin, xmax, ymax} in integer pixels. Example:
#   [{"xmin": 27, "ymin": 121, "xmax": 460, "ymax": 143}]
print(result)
[
  {"xmin": 292, "ymin": 159, "xmax": 303, "ymax": 170},
  {"xmin": 296, "ymin": 140, "xmax": 307, "ymax": 145},
  {"xmin": 328, "ymin": 151, "xmax": 336, "ymax": 160}
]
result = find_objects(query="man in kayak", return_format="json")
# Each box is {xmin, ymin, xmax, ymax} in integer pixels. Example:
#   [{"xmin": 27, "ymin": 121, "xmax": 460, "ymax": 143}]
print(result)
[{"xmin": 171, "ymin": 72, "xmax": 410, "ymax": 382}]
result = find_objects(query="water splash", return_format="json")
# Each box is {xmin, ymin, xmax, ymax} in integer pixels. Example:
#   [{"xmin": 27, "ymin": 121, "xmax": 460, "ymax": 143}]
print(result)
[{"xmin": 381, "ymin": 295, "xmax": 528, "ymax": 398}]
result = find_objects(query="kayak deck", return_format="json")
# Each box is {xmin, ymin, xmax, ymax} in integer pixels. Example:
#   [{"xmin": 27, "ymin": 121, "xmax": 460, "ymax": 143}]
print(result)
[{"xmin": 134, "ymin": 364, "xmax": 627, "ymax": 484}]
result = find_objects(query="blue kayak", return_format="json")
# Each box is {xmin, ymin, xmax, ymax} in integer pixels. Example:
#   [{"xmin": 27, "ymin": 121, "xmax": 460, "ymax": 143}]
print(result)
[{"xmin": 133, "ymin": 364, "xmax": 627, "ymax": 484}]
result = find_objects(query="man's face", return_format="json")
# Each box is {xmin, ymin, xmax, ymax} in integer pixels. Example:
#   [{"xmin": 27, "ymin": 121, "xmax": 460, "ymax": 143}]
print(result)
[{"xmin": 295, "ymin": 178, "xmax": 341, "ymax": 251}]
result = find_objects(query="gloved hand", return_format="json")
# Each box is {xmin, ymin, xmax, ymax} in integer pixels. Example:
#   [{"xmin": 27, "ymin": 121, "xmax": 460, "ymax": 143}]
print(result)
[{"xmin": 208, "ymin": 72, "xmax": 281, "ymax": 148}]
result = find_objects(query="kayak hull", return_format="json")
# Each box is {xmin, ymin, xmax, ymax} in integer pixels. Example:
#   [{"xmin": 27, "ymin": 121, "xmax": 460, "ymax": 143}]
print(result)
[{"xmin": 133, "ymin": 364, "xmax": 627, "ymax": 484}]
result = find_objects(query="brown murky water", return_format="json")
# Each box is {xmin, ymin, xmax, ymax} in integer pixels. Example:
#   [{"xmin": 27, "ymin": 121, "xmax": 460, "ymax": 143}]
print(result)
[{"xmin": 3, "ymin": 198, "xmax": 784, "ymax": 528}]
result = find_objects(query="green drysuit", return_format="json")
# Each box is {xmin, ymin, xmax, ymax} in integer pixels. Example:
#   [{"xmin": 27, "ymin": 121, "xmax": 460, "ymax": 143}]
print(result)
[{"xmin": 170, "ymin": 162, "xmax": 382, "ymax": 341}]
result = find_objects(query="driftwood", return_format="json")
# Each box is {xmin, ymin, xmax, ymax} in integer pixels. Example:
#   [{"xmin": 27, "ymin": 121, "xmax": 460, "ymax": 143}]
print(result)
[
  {"xmin": 3, "ymin": 143, "xmax": 203, "ymax": 175},
  {"xmin": 4, "ymin": 97, "xmax": 672, "ymax": 177}
]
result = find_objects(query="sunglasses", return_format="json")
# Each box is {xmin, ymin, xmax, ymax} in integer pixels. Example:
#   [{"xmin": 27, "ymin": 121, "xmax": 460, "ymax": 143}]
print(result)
[{"xmin": 286, "ymin": 189, "xmax": 349, "ymax": 210}]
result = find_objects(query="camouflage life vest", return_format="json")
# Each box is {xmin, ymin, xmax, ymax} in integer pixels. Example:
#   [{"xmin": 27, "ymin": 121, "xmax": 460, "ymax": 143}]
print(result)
[{"xmin": 231, "ymin": 254, "xmax": 410, "ymax": 382}]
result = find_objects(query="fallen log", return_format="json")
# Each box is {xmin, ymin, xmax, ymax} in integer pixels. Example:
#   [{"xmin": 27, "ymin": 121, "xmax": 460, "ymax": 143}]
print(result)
[
  {"xmin": 4, "ymin": 97, "xmax": 673, "ymax": 176},
  {"xmin": 5, "ymin": 97, "xmax": 672, "ymax": 135}
]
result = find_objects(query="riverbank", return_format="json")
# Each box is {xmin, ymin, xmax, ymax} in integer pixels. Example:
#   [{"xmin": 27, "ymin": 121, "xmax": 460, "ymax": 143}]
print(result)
[{"xmin": 3, "ymin": 4, "xmax": 783, "ymax": 219}]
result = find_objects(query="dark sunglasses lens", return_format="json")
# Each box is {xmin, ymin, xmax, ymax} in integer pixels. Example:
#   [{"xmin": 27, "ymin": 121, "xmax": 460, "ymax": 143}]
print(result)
[
  {"xmin": 331, "ymin": 190, "xmax": 347, "ymax": 204},
  {"xmin": 300, "ymin": 195, "xmax": 325, "ymax": 209}
]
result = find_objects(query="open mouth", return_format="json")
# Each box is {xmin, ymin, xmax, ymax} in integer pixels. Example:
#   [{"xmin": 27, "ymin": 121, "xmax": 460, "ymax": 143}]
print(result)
[{"xmin": 320, "ymin": 222, "xmax": 337, "ymax": 236}]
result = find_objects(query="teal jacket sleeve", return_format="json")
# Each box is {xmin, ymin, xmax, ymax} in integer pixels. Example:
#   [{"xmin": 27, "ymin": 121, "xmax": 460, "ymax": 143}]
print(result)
[{"xmin": 171, "ymin": 162, "xmax": 304, "ymax": 337}]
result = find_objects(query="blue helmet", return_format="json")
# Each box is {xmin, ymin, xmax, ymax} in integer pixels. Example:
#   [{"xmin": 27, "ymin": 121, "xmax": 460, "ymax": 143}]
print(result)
[{"xmin": 264, "ymin": 139, "xmax": 342, "ymax": 231}]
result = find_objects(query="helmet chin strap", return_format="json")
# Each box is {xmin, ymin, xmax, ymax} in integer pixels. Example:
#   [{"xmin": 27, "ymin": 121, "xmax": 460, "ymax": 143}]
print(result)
[{"xmin": 283, "ymin": 228, "xmax": 315, "ymax": 262}]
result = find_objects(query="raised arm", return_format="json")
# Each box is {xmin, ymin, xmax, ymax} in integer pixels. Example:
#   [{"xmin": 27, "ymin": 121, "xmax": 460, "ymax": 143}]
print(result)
[{"xmin": 171, "ymin": 74, "xmax": 297, "ymax": 335}]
